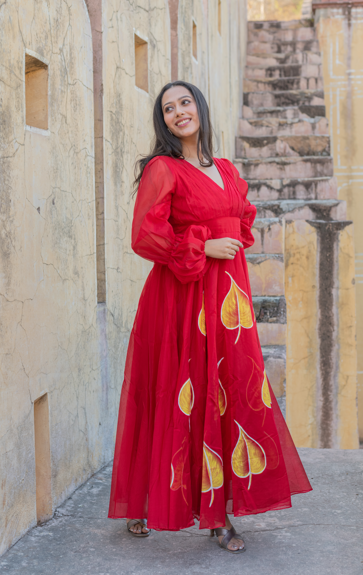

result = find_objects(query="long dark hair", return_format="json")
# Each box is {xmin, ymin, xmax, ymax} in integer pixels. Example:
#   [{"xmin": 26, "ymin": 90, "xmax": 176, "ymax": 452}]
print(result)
[{"xmin": 133, "ymin": 81, "xmax": 214, "ymax": 193}]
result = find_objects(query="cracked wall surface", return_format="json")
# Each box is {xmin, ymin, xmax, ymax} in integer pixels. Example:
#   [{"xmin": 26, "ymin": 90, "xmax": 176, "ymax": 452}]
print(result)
[
  {"xmin": 0, "ymin": 0, "xmax": 110, "ymax": 555},
  {"xmin": 314, "ymin": 7, "xmax": 363, "ymax": 441},
  {"xmin": 0, "ymin": 0, "xmax": 247, "ymax": 556}
]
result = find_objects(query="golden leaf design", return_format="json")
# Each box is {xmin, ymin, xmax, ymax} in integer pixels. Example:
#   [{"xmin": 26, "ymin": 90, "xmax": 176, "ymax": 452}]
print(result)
[
  {"xmin": 198, "ymin": 292, "xmax": 206, "ymax": 336},
  {"xmin": 221, "ymin": 272, "xmax": 253, "ymax": 343},
  {"xmin": 170, "ymin": 438, "xmax": 188, "ymax": 504},
  {"xmin": 201, "ymin": 442, "xmax": 224, "ymax": 507},
  {"xmin": 219, "ymin": 382, "xmax": 227, "ymax": 416},
  {"xmin": 261, "ymin": 370, "xmax": 272, "ymax": 409},
  {"xmin": 178, "ymin": 378, "xmax": 194, "ymax": 416},
  {"xmin": 231, "ymin": 420, "xmax": 266, "ymax": 489},
  {"xmin": 217, "ymin": 358, "xmax": 227, "ymax": 416}
]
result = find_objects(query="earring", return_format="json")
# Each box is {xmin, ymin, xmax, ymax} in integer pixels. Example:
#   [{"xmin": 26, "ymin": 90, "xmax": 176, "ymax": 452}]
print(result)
[{"xmin": 167, "ymin": 128, "xmax": 173, "ymax": 135}]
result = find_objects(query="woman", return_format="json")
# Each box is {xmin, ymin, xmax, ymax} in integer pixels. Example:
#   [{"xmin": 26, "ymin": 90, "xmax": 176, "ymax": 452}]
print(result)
[{"xmin": 108, "ymin": 81, "xmax": 312, "ymax": 553}]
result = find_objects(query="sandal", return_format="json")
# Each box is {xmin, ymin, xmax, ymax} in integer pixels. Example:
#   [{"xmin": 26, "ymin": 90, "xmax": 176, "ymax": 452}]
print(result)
[
  {"xmin": 210, "ymin": 525, "xmax": 246, "ymax": 554},
  {"xmin": 127, "ymin": 518, "xmax": 151, "ymax": 537}
]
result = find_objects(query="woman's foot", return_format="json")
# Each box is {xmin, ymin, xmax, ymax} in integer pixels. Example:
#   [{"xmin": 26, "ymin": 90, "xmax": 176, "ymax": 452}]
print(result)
[
  {"xmin": 126, "ymin": 518, "xmax": 150, "ymax": 535},
  {"xmin": 216, "ymin": 515, "xmax": 245, "ymax": 551}
]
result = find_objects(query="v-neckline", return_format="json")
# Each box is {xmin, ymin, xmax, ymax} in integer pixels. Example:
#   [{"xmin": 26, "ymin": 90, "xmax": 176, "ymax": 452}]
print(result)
[{"xmin": 182, "ymin": 158, "xmax": 225, "ymax": 192}]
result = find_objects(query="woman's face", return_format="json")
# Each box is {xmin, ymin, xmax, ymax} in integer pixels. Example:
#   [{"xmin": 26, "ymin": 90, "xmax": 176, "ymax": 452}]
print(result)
[{"xmin": 162, "ymin": 86, "xmax": 200, "ymax": 139}]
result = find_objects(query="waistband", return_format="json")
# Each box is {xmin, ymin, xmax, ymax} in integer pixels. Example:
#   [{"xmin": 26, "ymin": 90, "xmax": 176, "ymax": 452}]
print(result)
[{"xmin": 173, "ymin": 216, "xmax": 241, "ymax": 238}]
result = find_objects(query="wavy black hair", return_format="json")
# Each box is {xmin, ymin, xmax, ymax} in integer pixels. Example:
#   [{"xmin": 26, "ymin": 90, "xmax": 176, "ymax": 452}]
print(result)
[{"xmin": 133, "ymin": 80, "xmax": 214, "ymax": 193}]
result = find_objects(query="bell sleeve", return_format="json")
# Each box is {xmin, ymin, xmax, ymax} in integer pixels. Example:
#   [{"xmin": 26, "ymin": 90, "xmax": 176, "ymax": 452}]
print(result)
[
  {"xmin": 226, "ymin": 159, "xmax": 256, "ymax": 249},
  {"xmin": 132, "ymin": 157, "xmax": 212, "ymax": 284}
]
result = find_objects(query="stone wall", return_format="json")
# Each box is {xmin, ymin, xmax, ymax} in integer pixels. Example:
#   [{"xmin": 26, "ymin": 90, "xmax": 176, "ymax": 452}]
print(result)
[
  {"xmin": 314, "ymin": 3, "xmax": 363, "ymax": 441},
  {"xmin": 0, "ymin": 0, "xmax": 247, "ymax": 556}
]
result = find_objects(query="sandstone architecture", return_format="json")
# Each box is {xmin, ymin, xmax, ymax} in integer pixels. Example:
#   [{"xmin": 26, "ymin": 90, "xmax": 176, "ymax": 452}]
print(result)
[
  {"xmin": 0, "ymin": 0, "xmax": 360, "ymax": 559},
  {"xmin": 236, "ymin": 18, "xmax": 358, "ymax": 449},
  {"xmin": 0, "ymin": 0, "xmax": 246, "ymax": 556}
]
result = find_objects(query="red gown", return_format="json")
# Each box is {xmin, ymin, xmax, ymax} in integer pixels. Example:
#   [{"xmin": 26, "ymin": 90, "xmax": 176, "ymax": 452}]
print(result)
[{"xmin": 108, "ymin": 156, "xmax": 312, "ymax": 531}]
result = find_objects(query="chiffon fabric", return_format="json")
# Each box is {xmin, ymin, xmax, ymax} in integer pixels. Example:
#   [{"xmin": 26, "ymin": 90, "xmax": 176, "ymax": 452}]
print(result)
[{"xmin": 108, "ymin": 156, "xmax": 312, "ymax": 531}]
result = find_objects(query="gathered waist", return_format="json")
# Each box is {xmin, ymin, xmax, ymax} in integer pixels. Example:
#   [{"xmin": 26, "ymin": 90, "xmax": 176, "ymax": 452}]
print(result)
[{"xmin": 173, "ymin": 216, "xmax": 241, "ymax": 239}]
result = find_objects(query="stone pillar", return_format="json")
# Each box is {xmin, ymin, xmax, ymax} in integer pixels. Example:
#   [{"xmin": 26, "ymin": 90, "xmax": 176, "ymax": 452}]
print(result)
[{"xmin": 285, "ymin": 219, "xmax": 359, "ymax": 448}]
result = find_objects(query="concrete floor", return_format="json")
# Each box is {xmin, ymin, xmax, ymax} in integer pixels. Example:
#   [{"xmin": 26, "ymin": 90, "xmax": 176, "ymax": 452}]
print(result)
[{"xmin": 1, "ymin": 448, "xmax": 363, "ymax": 575}]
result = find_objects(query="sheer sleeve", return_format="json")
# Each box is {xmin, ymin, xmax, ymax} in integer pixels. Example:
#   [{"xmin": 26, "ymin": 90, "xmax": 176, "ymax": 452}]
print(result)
[
  {"xmin": 132, "ymin": 157, "xmax": 212, "ymax": 284},
  {"xmin": 225, "ymin": 159, "xmax": 257, "ymax": 249}
]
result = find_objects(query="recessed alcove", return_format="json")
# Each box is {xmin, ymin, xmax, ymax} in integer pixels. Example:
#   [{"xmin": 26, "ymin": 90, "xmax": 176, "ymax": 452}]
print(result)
[
  {"xmin": 192, "ymin": 21, "xmax": 198, "ymax": 60},
  {"xmin": 218, "ymin": 0, "xmax": 222, "ymax": 35},
  {"xmin": 25, "ymin": 54, "xmax": 48, "ymax": 130},
  {"xmin": 34, "ymin": 393, "xmax": 52, "ymax": 524},
  {"xmin": 135, "ymin": 34, "xmax": 148, "ymax": 92}
]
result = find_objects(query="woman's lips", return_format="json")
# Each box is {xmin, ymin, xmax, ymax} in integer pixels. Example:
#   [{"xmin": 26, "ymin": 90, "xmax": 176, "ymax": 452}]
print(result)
[{"xmin": 175, "ymin": 118, "xmax": 191, "ymax": 127}]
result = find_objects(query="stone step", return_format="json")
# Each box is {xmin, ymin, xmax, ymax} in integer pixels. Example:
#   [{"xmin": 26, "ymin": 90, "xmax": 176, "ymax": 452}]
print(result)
[
  {"xmin": 248, "ymin": 19, "xmax": 313, "ymax": 31},
  {"xmin": 253, "ymin": 295, "xmax": 286, "ymax": 323},
  {"xmin": 246, "ymin": 51, "xmax": 322, "ymax": 67},
  {"xmin": 239, "ymin": 116, "xmax": 329, "ymax": 137},
  {"xmin": 248, "ymin": 218, "xmax": 283, "ymax": 254},
  {"xmin": 247, "ymin": 40, "xmax": 320, "ymax": 55},
  {"xmin": 243, "ymin": 104, "xmax": 326, "ymax": 120},
  {"xmin": 236, "ymin": 135, "xmax": 330, "ymax": 158},
  {"xmin": 248, "ymin": 27, "xmax": 316, "ymax": 43},
  {"xmin": 246, "ymin": 254, "xmax": 284, "ymax": 296},
  {"xmin": 244, "ymin": 77, "xmax": 323, "ymax": 92},
  {"xmin": 243, "ymin": 89, "xmax": 324, "ymax": 109},
  {"xmin": 245, "ymin": 63, "xmax": 321, "ymax": 80},
  {"xmin": 246, "ymin": 176, "xmax": 338, "ymax": 201},
  {"xmin": 261, "ymin": 345, "xmax": 286, "ymax": 399},
  {"xmin": 235, "ymin": 155, "xmax": 334, "ymax": 179},
  {"xmin": 253, "ymin": 199, "xmax": 346, "ymax": 220}
]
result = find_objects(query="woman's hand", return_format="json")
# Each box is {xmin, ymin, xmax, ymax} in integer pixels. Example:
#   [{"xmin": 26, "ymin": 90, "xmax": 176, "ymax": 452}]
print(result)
[{"xmin": 205, "ymin": 237, "xmax": 243, "ymax": 260}]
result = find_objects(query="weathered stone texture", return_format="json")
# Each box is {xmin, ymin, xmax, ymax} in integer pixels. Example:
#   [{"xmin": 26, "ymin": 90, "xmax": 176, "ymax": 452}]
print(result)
[
  {"xmin": 0, "ymin": 0, "xmax": 248, "ymax": 557},
  {"xmin": 239, "ymin": 18, "xmax": 358, "ymax": 450},
  {"xmin": 314, "ymin": 6, "xmax": 363, "ymax": 441}
]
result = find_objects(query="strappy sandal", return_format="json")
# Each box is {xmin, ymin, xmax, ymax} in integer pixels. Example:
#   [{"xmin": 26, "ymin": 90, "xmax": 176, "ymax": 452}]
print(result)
[
  {"xmin": 210, "ymin": 525, "xmax": 246, "ymax": 554},
  {"xmin": 127, "ymin": 519, "xmax": 151, "ymax": 537}
]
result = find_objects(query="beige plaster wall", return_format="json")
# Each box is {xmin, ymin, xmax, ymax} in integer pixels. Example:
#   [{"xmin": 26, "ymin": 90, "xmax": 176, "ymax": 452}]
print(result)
[
  {"xmin": 0, "ymin": 0, "xmax": 107, "ymax": 555},
  {"xmin": 178, "ymin": 0, "xmax": 247, "ymax": 161},
  {"xmin": 285, "ymin": 220, "xmax": 358, "ymax": 448},
  {"xmin": 315, "ymin": 7, "xmax": 363, "ymax": 441},
  {"xmin": 0, "ymin": 0, "xmax": 247, "ymax": 555}
]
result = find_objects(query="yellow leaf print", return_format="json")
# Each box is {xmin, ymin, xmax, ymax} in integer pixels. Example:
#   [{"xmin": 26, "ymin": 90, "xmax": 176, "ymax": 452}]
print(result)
[
  {"xmin": 170, "ymin": 439, "xmax": 188, "ymax": 504},
  {"xmin": 217, "ymin": 358, "xmax": 227, "ymax": 416},
  {"xmin": 201, "ymin": 442, "xmax": 224, "ymax": 507},
  {"xmin": 219, "ymin": 382, "xmax": 227, "ymax": 416},
  {"xmin": 261, "ymin": 371, "xmax": 272, "ymax": 409},
  {"xmin": 178, "ymin": 378, "xmax": 194, "ymax": 416},
  {"xmin": 231, "ymin": 420, "xmax": 266, "ymax": 490},
  {"xmin": 221, "ymin": 272, "xmax": 253, "ymax": 343},
  {"xmin": 198, "ymin": 292, "xmax": 206, "ymax": 336}
]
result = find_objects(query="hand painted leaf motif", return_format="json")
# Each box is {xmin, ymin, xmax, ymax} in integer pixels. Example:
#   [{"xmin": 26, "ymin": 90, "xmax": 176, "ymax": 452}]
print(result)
[
  {"xmin": 198, "ymin": 292, "xmax": 206, "ymax": 336},
  {"xmin": 221, "ymin": 272, "xmax": 253, "ymax": 343},
  {"xmin": 218, "ymin": 382, "xmax": 227, "ymax": 416},
  {"xmin": 261, "ymin": 370, "xmax": 272, "ymax": 409},
  {"xmin": 231, "ymin": 420, "xmax": 266, "ymax": 490},
  {"xmin": 178, "ymin": 378, "xmax": 194, "ymax": 416},
  {"xmin": 170, "ymin": 438, "xmax": 188, "ymax": 504},
  {"xmin": 246, "ymin": 357, "xmax": 264, "ymax": 412},
  {"xmin": 201, "ymin": 442, "xmax": 224, "ymax": 507},
  {"xmin": 217, "ymin": 358, "xmax": 227, "ymax": 416}
]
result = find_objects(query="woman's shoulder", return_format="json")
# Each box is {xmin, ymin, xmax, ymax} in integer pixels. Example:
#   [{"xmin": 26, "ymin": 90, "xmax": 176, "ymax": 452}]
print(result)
[{"xmin": 214, "ymin": 157, "xmax": 241, "ymax": 180}]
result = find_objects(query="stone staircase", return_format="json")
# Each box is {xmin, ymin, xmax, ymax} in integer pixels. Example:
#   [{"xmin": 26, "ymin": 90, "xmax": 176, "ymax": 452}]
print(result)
[{"xmin": 235, "ymin": 18, "xmax": 346, "ymax": 416}]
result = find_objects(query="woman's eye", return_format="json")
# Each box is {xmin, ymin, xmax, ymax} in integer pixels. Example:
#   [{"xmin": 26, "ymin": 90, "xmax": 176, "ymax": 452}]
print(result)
[
  {"xmin": 165, "ymin": 106, "xmax": 173, "ymax": 112},
  {"xmin": 182, "ymin": 99, "xmax": 191, "ymax": 105}
]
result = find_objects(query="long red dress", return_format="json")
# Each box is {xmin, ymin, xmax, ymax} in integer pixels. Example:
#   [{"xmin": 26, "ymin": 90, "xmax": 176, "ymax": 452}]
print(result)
[{"xmin": 108, "ymin": 155, "xmax": 312, "ymax": 531}]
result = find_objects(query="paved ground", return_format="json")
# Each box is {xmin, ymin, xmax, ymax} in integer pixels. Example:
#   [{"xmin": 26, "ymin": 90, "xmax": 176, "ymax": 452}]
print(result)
[{"xmin": 1, "ymin": 448, "xmax": 363, "ymax": 575}]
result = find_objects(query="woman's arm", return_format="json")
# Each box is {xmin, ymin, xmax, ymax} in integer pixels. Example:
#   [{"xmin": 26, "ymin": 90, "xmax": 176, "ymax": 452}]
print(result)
[{"xmin": 132, "ymin": 157, "xmax": 213, "ymax": 283}]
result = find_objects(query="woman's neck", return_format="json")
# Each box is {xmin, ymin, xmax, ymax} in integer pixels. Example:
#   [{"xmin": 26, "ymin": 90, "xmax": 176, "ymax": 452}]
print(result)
[{"xmin": 180, "ymin": 134, "xmax": 200, "ymax": 162}]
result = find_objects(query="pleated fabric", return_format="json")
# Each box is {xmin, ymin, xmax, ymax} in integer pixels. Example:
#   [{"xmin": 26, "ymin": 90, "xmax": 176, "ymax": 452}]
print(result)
[{"xmin": 108, "ymin": 156, "xmax": 312, "ymax": 530}]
